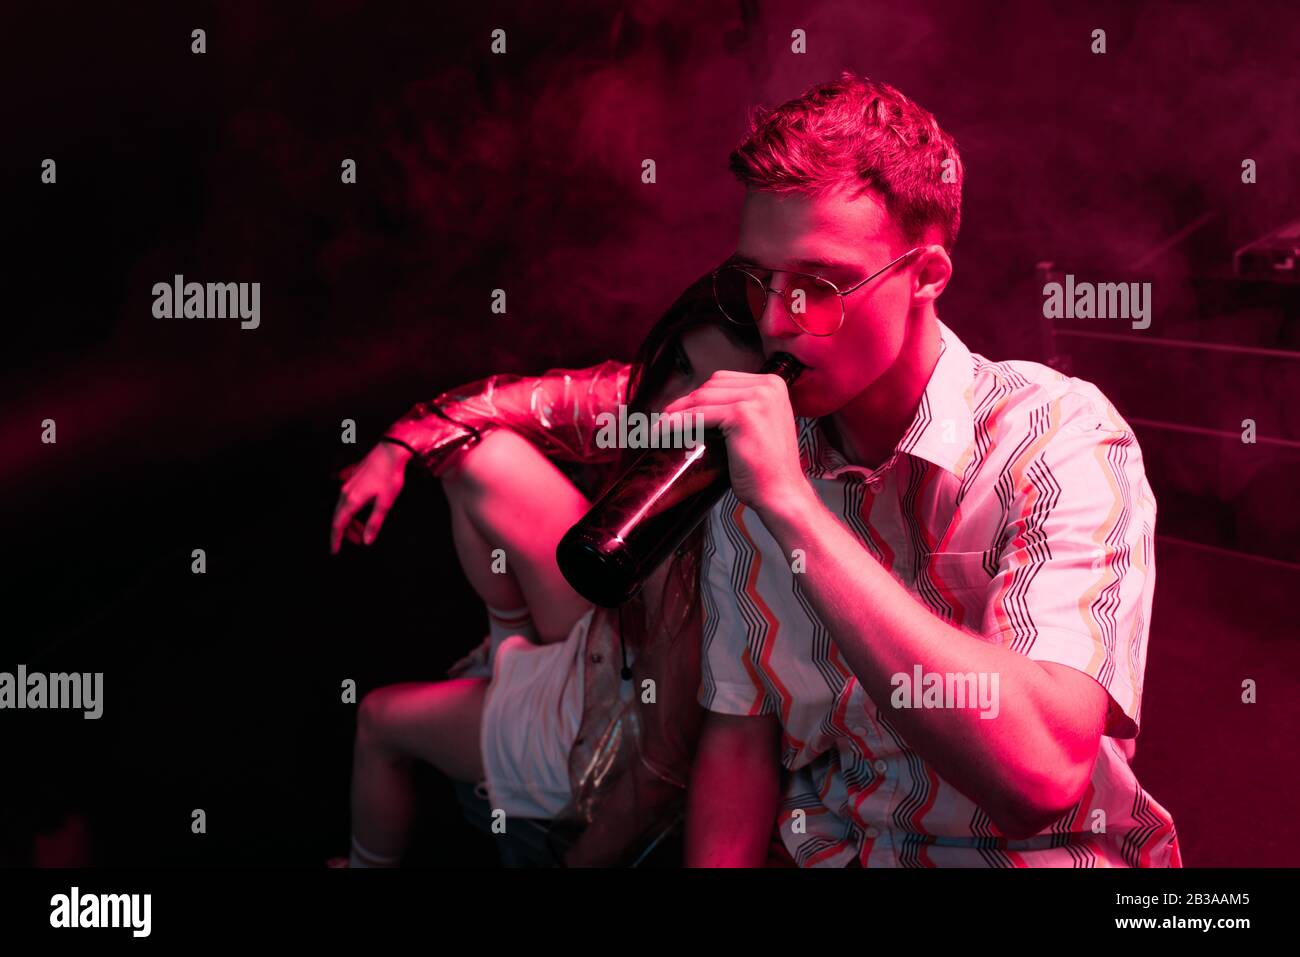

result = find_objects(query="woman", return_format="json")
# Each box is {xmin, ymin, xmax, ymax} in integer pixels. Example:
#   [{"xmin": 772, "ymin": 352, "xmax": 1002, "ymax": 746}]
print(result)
[{"xmin": 331, "ymin": 274, "xmax": 763, "ymax": 866}]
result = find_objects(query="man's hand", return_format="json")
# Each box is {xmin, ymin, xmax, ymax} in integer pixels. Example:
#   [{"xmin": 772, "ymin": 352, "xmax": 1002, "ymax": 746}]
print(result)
[
  {"xmin": 660, "ymin": 369, "xmax": 808, "ymax": 516},
  {"xmin": 330, "ymin": 442, "xmax": 412, "ymax": 553}
]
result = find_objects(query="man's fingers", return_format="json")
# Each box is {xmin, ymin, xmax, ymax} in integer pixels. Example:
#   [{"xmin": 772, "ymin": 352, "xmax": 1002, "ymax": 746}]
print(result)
[
  {"xmin": 661, "ymin": 405, "xmax": 739, "ymax": 433},
  {"xmin": 698, "ymin": 374, "xmax": 765, "ymax": 388},
  {"xmin": 663, "ymin": 374, "xmax": 793, "ymax": 419},
  {"xmin": 704, "ymin": 370, "xmax": 795, "ymax": 393},
  {"xmin": 662, "ymin": 389, "xmax": 750, "ymax": 416},
  {"xmin": 709, "ymin": 369, "xmax": 792, "ymax": 380}
]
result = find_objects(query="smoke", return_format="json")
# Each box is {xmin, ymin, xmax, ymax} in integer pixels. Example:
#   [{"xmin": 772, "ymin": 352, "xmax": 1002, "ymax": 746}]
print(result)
[{"xmin": 5, "ymin": 0, "xmax": 1298, "ymax": 499}]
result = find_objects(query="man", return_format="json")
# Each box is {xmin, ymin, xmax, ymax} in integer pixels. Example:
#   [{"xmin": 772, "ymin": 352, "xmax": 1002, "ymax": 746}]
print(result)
[{"xmin": 665, "ymin": 73, "xmax": 1181, "ymax": 867}]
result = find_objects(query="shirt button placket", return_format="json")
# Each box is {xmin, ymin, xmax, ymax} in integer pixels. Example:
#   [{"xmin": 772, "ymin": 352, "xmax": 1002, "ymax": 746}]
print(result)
[{"xmin": 867, "ymin": 453, "xmax": 898, "ymax": 495}]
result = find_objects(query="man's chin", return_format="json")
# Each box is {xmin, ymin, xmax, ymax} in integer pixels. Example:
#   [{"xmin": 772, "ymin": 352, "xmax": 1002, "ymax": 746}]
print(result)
[{"xmin": 789, "ymin": 389, "xmax": 841, "ymax": 419}]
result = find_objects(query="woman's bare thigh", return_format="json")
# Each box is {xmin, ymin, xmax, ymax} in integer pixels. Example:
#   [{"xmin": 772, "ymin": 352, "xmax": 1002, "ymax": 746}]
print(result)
[
  {"xmin": 359, "ymin": 679, "xmax": 488, "ymax": 782},
  {"xmin": 441, "ymin": 428, "xmax": 594, "ymax": 642}
]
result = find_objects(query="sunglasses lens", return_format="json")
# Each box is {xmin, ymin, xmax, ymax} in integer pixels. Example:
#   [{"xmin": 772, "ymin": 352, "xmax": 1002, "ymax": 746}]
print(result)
[
  {"xmin": 714, "ymin": 267, "xmax": 766, "ymax": 325},
  {"xmin": 714, "ymin": 267, "xmax": 843, "ymax": 334},
  {"xmin": 782, "ymin": 275, "xmax": 841, "ymax": 335}
]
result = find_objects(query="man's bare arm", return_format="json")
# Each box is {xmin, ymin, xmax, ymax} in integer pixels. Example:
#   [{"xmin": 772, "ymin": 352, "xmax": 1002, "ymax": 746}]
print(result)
[
  {"xmin": 685, "ymin": 711, "xmax": 782, "ymax": 867},
  {"xmin": 757, "ymin": 486, "xmax": 1107, "ymax": 839}
]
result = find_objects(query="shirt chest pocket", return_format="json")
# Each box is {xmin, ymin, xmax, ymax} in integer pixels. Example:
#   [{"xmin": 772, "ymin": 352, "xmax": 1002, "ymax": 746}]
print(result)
[{"xmin": 918, "ymin": 550, "xmax": 995, "ymax": 628}]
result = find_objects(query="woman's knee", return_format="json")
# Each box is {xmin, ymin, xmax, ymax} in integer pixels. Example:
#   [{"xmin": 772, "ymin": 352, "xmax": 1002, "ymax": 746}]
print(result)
[
  {"xmin": 356, "ymin": 688, "xmax": 384, "ymax": 737},
  {"xmin": 440, "ymin": 428, "xmax": 545, "ymax": 497},
  {"xmin": 357, "ymin": 680, "xmax": 487, "ymax": 778},
  {"xmin": 357, "ymin": 686, "xmax": 404, "ymax": 750}
]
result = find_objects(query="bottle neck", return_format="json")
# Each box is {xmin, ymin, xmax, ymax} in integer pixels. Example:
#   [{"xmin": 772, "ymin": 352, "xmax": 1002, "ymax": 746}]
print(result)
[{"xmin": 760, "ymin": 352, "xmax": 806, "ymax": 386}]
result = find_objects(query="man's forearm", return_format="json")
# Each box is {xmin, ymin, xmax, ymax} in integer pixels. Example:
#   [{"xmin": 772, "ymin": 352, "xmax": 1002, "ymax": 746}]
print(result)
[{"xmin": 756, "ymin": 483, "xmax": 1103, "ymax": 837}]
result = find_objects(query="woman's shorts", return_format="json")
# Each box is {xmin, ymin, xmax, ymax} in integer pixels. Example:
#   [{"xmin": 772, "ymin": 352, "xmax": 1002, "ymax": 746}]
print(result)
[{"xmin": 477, "ymin": 607, "xmax": 594, "ymax": 820}]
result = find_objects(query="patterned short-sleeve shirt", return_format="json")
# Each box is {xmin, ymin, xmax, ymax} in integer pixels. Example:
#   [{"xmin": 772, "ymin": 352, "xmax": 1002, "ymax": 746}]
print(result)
[{"xmin": 699, "ymin": 320, "xmax": 1181, "ymax": 867}]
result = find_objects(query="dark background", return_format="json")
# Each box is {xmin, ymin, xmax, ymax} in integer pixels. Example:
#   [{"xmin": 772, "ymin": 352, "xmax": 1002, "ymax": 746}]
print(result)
[{"xmin": 3, "ymin": 0, "xmax": 1298, "ymax": 866}]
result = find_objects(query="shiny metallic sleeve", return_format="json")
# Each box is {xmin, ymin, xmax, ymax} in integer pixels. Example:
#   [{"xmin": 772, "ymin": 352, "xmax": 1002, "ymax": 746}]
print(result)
[{"xmin": 383, "ymin": 359, "xmax": 634, "ymax": 478}]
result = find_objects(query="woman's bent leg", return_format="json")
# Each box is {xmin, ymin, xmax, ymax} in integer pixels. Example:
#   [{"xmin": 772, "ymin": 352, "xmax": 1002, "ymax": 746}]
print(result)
[
  {"xmin": 349, "ymin": 679, "xmax": 488, "ymax": 866},
  {"xmin": 440, "ymin": 428, "xmax": 594, "ymax": 643}
]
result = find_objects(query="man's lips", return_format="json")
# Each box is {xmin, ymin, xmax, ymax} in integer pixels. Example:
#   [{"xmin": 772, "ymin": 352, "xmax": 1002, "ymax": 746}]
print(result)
[{"xmin": 769, "ymin": 355, "xmax": 813, "ymax": 371}]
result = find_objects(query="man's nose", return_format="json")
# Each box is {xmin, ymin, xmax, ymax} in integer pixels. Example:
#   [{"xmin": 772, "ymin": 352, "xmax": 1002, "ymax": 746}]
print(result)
[{"xmin": 758, "ymin": 282, "xmax": 804, "ymax": 339}]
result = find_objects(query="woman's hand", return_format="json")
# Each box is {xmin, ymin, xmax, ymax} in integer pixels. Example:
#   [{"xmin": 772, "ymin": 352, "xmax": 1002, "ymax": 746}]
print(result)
[{"xmin": 330, "ymin": 442, "xmax": 412, "ymax": 553}]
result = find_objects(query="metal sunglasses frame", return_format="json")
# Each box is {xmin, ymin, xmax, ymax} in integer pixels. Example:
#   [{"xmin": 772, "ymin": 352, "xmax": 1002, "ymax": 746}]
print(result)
[{"xmin": 712, "ymin": 245, "xmax": 925, "ymax": 336}]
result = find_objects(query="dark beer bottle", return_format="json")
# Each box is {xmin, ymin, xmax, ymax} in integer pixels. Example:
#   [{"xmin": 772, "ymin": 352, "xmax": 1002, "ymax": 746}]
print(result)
[{"xmin": 556, "ymin": 352, "xmax": 806, "ymax": 607}]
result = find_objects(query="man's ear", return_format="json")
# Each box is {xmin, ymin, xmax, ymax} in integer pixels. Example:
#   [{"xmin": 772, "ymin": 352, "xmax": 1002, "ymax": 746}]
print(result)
[{"xmin": 911, "ymin": 244, "xmax": 953, "ymax": 304}]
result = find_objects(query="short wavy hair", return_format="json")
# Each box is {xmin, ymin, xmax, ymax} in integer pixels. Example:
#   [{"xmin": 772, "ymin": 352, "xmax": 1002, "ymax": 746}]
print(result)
[{"xmin": 728, "ymin": 73, "xmax": 964, "ymax": 251}]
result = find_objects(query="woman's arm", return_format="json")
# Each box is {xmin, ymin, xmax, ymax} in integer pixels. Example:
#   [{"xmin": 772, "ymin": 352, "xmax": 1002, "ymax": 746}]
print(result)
[
  {"xmin": 332, "ymin": 359, "xmax": 632, "ymax": 552},
  {"xmin": 384, "ymin": 359, "xmax": 633, "ymax": 477}
]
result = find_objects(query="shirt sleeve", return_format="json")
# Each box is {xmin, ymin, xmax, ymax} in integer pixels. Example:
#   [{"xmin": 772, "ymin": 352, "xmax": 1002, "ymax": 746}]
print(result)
[
  {"xmin": 697, "ymin": 500, "xmax": 778, "ymax": 717},
  {"xmin": 980, "ymin": 389, "xmax": 1157, "ymax": 739}
]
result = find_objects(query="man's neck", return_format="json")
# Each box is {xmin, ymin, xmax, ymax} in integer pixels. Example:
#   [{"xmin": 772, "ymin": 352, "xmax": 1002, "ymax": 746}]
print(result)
[{"xmin": 826, "ymin": 312, "xmax": 942, "ymax": 468}]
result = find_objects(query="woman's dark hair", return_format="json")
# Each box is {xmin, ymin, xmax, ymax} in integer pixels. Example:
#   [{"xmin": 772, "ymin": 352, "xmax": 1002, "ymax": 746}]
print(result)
[
  {"xmin": 598, "ymin": 267, "xmax": 759, "ymax": 494},
  {"xmin": 602, "ymin": 272, "xmax": 762, "ymax": 652},
  {"xmin": 614, "ymin": 271, "xmax": 761, "ymax": 474}
]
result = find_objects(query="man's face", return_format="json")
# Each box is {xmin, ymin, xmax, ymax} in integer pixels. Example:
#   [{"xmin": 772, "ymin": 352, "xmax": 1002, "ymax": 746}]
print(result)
[{"xmin": 732, "ymin": 187, "xmax": 922, "ymax": 417}]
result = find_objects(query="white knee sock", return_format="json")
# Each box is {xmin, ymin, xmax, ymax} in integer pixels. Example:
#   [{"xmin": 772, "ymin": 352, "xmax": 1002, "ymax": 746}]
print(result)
[
  {"xmin": 348, "ymin": 834, "xmax": 401, "ymax": 868},
  {"xmin": 486, "ymin": 603, "xmax": 538, "ymax": 646}
]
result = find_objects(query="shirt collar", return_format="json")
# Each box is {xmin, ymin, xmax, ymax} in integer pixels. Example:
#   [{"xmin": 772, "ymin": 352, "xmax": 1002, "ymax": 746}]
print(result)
[{"xmin": 798, "ymin": 319, "xmax": 976, "ymax": 481}]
